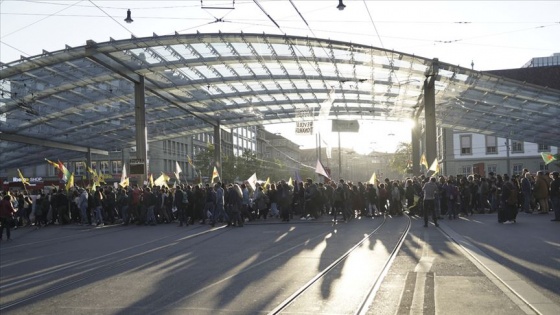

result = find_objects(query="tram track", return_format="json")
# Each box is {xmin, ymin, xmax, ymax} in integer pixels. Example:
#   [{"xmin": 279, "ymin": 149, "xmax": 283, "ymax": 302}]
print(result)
[
  {"xmin": 268, "ymin": 214, "xmax": 411, "ymax": 315},
  {"xmin": 1, "ymin": 215, "xmax": 412, "ymax": 314}
]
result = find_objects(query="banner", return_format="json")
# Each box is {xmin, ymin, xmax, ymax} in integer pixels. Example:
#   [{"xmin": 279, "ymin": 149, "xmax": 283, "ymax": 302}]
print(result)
[{"xmin": 295, "ymin": 108, "xmax": 313, "ymax": 135}]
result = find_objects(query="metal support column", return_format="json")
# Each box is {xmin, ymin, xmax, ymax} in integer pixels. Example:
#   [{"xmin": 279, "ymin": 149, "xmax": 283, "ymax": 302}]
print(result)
[
  {"xmin": 214, "ymin": 121, "xmax": 222, "ymax": 182},
  {"xmin": 411, "ymin": 121, "xmax": 420, "ymax": 175},
  {"xmin": 86, "ymin": 148, "xmax": 92, "ymax": 182},
  {"xmin": 424, "ymin": 58, "xmax": 439, "ymax": 171},
  {"xmin": 135, "ymin": 76, "xmax": 148, "ymax": 185}
]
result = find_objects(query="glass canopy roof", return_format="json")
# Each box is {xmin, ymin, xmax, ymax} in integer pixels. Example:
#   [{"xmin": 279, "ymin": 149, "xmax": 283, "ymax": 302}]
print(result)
[{"xmin": 1, "ymin": 32, "xmax": 559, "ymax": 170}]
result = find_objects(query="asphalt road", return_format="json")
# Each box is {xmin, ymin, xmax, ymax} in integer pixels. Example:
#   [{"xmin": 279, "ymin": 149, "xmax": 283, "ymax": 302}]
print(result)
[{"xmin": 1, "ymin": 211, "xmax": 558, "ymax": 315}]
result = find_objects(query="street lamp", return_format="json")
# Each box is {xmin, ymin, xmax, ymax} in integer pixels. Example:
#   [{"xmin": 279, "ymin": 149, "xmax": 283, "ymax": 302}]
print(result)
[
  {"xmin": 124, "ymin": 9, "xmax": 134, "ymax": 23},
  {"xmin": 337, "ymin": 0, "xmax": 346, "ymax": 11}
]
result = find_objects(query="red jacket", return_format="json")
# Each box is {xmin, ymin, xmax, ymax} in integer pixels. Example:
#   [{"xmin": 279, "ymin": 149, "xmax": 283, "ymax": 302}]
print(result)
[{"xmin": 0, "ymin": 199, "xmax": 16, "ymax": 218}]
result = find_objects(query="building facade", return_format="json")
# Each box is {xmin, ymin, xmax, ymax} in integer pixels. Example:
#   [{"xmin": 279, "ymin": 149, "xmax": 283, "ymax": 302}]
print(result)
[{"xmin": 434, "ymin": 53, "xmax": 560, "ymax": 177}]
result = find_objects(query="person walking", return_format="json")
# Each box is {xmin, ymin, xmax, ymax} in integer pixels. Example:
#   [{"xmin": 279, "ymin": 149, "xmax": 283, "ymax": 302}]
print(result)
[
  {"xmin": 1, "ymin": 194, "xmax": 17, "ymax": 241},
  {"xmin": 550, "ymin": 172, "xmax": 560, "ymax": 222},
  {"xmin": 534, "ymin": 171, "xmax": 550, "ymax": 214},
  {"xmin": 422, "ymin": 177, "xmax": 439, "ymax": 227}
]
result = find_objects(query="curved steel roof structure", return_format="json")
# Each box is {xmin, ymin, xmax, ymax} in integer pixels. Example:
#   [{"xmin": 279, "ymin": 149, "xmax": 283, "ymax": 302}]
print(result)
[{"xmin": 1, "ymin": 32, "xmax": 559, "ymax": 170}]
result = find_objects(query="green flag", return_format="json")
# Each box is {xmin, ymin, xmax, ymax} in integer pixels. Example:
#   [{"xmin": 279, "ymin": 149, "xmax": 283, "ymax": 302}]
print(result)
[{"xmin": 541, "ymin": 152, "xmax": 558, "ymax": 165}]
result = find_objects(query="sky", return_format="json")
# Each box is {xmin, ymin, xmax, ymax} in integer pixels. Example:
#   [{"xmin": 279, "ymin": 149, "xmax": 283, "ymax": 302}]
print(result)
[{"xmin": 1, "ymin": 0, "xmax": 559, "ymax": 153}]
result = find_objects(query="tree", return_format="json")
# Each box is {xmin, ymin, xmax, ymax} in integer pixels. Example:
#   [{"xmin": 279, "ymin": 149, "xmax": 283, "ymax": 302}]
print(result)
[
  {"xmin": 389, "ymin": 142, "xmax": 412, "ymax": 176},
  {"xmin": 193, "ymin": 143, "xmax": 215, "ymax": 182}
]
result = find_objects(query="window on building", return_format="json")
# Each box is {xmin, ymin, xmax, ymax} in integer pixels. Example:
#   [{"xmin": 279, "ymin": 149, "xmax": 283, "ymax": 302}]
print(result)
[
  {"xmin": 75, "ymin": 162, "xmax": 85, "ymax": 176},
  {"xmin": 460, "ymin": 135, "xmax": 472, "ymax": 155},
  {"xmin": 163, "ymin": 141, "xmax": 167, "ymax": 154},
  {"xmin": 539, "ymin": 163, "xmax": 549, "ymax": 171},
  {"xmin": 487, "ymin": 164, "xmax": 497, "ymax": 175},
  {"xmin": 112, "ymin": 160, "xmax": 122, "ymax": 174},
  {"xmin": 538, "ymin": 143, "xmax": 550, "ymax": 152},
  {"xmin": 100, "ymin": 161, "xmax": 110, "ymax": 174},
  {"xmin": 511, "ymin": 140, "xmax": 523, "ymax": 153},
  {"xmin": 91, "ymin": 161, "xmax": 97, "ymax": 172},
  {"xmin": 486, "ymin": 136, "xmax": 497, "ymax": 154},
  {"xmin": 513, "ymin": 164, "xmax": 523, "ymax": 175},
  {"xmin": 461, "ymin": 165, "xmax": 472, "ymax": 177}
]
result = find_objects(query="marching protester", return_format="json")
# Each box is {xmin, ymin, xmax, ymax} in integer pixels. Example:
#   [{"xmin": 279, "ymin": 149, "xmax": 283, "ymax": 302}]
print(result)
[{"xmin": 0, "ymin": 194, "xmax": 17, "ymax": 241}]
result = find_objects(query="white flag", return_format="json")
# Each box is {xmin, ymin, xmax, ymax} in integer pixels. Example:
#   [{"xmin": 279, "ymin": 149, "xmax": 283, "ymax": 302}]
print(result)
[
  {"xmin": 247, "ymin": 173, "xmax": 257, "ymax": 191},
  {"xmin": 315, "ymin": 159, "xmax": 330, "ymax": 179},
  {"xmin": 175, "ymin": 161, "xmax": 182, "ymax": 182},
  {"xmin": 119, "ymin": 164, "xmax": 129, "ymax": 187},
  {"xmin": 428, "ymin": 158, "xmax": 440, "ymax": 174}
]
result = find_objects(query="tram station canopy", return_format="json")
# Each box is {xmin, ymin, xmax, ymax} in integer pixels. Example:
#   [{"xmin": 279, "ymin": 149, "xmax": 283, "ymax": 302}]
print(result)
[{"xmin": 1, "ymin": 32, "xmax": 559, "ymax": 170}]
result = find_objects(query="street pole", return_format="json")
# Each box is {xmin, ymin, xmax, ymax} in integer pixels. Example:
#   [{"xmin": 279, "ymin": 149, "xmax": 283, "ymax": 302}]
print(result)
[
  {"xmin": 506, "ymin": 138, "xmax": 511, "ymax": 176},
  {"xmin": 338, "ymin": 131, "xmax": 342, "ymax": 180}
]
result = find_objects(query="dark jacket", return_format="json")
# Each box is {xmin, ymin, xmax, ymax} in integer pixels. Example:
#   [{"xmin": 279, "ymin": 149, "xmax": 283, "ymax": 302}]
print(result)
[{"xmin": 0, "ymin": 198, "xmax": 16, "ymax": 218}]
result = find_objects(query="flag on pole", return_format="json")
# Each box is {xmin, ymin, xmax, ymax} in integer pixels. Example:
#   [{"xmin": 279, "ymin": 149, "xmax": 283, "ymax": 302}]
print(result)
[
  {"xmin": 65, "ymin": 172, "xmax": 74, "ymax": 191},
  {"xmin": 247, "ymin": 173, "xmax": 257, "ymax": 191},
  {"xmin": 86, "ymin": 165, "xmax": 101, "ymax": 188},
  {"xmin": 17, "ymin": 169, "xmax": 30, "ymax": 186},
  {"xmin": 58, "ymin": 160, "xmax": 71, "ymax": 182},
  {"xmin": 288, "ymin": 177, "xmax": 293, "ymax": 187},
  {"xmin": 420, "ymin": 153, "xmax": 429, "ymax": 169},
  {"xmin": 368, "ymin": 172, "xmax": 377, "ymax": 185},
  {"xmin": 45, "ymin": 158, "xmax": 64, "ymax": 180},
  {"xmin": 541, "ymin": 152, "xmax": 559, "ymax": 165},
  {"xmin": 263, "ymin": 177, "xmax": 271, "ymax": 191},
  {"xmin": 428, "ymin": 158, "xmax": 440, "ymax": 174},
  {"xmin": 154, "ymin": 173, "xmax": 170, "ymax": 188},
  {"xmin": 315, "ymin": 159, "xmax": 330, "ymax": 179},
  {"xmin": 175, "ymin": 161, "xmax": 182, "ymax": 182},
  {"xmin": 149, "ymin": 173, "xmax": 154, "ymax": 187},
  {"xmin": 97, "ymin": 169, "xmax": 106, "ymax": 184},
  {"xmin": 211, "ymin": 166, "xmax": 219, "ymax": 183},
  {"xmin": 119, "ymin": 164, "xmax": 129, "ymax": 188},
  {"xmin": 187, "ymin": 155, "xmax": 194, "ymax": 167}
]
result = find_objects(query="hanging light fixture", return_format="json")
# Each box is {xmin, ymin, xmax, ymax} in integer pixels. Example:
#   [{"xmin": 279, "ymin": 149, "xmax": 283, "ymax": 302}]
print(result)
[
  {"xmin": 337, "ymin": 0, "xmax": 346, "ymax": 11},
  {"xmin": 124, "ymin": 9, "xmax": 134, "ymax": 23}
]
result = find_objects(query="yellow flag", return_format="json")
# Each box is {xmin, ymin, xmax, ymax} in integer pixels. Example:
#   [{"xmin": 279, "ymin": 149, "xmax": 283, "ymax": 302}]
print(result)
[
  {"xmin": 65, "ymin": 172, "xmax": 74, "ymax": 191},
  {"xmin": 45, "ymin": 158, "xmax": 59, "ymax": 170},
  {"xmin": 17, "ymin": 169, "xmax": 30, "ymax": 186},
  {"xmin": 263, "ymin": 177, "xmax": 270, "ymax": 192},
  {"xmin": 149, "ymin": 174, "xmax": 154, "ymax": 187},
  {"xmin": 288, "ymin": 177, "xmax": 293, "ymax": 187},
  {"xmin": 97, "ymin": 170, "xmax": 106, "ymax": 184},
  {"xmin": 154, "ymin": 173, "xmax": 170, "ymax": 188},
  {"xmin": 211, "ymin": 166, "xmax": 219, "ymax": 183}
]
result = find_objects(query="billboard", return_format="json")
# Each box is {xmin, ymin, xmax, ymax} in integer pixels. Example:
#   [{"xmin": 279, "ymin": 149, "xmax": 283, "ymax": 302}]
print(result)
[{"xmin": 331, "ymin": 119, "xmax": 360, "ymax": 132}]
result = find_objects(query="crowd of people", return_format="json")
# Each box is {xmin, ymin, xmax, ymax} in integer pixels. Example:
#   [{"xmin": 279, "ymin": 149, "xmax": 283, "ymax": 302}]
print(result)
[{"xmin": 1, "ymin": 169, "xmax": 559, "ymax": 241}]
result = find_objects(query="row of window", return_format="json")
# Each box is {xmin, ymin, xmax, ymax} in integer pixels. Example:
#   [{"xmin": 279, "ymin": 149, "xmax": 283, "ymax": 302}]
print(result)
[
  {"xmin": 56, "ymin": 161, "xmax": 123, "ymax": 176},
  {"xmin": 460, "ymin": 135, "xmax": 550, "ymax": 155},
  {"xmin": 162, "ymin": 140, "xmax": 188, "ymax": 156},
  {"xmin": 459, "ymin": 162, "xmax": 549, "ymax": 177}
]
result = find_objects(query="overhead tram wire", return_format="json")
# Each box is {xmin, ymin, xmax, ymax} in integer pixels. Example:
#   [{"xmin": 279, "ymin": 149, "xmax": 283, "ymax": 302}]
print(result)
[{"xmin": 1, "ymin": 0, "xmax": 83, "ymax": 38}]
